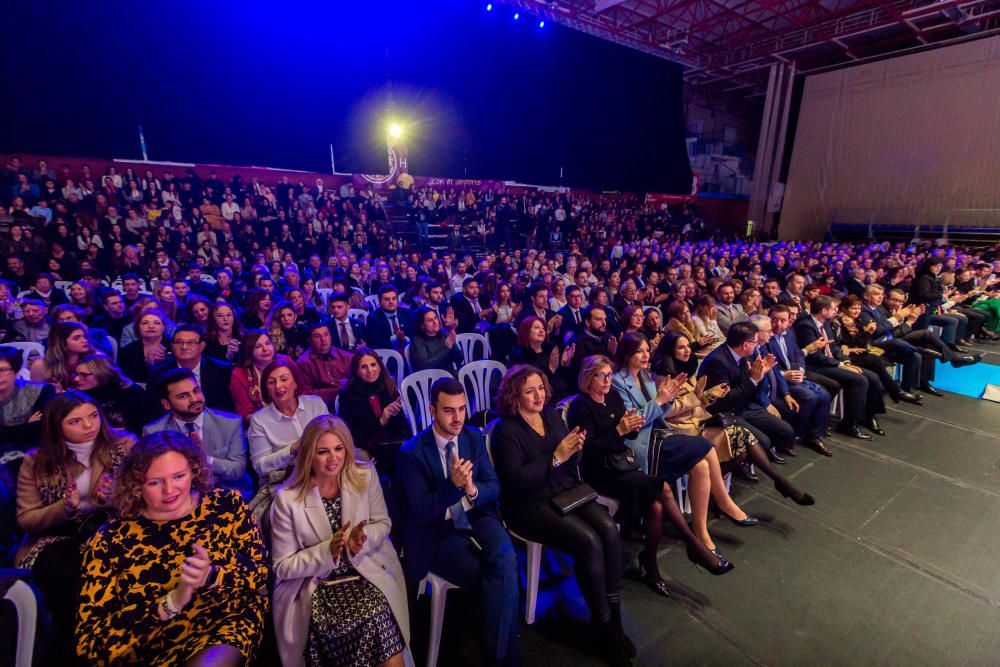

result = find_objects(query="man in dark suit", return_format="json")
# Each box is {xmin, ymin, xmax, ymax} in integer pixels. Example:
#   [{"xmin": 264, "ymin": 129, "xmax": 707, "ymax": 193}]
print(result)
[
  {"xmin": 793, "ymin": 295, "xmax": 885, "ymax": 440},
  {"xmin": 752, "ymin": 314, "xmax": 833, "ymax": 457},
  {"xmin": 567, "ymin": 305, "xmax": 615, "ymax": 381},
  {"xmin": 450, "ymin": 276, "xmax": 490, "ymax": 334},
  {"xmin": 514, "ymin": 283, "xmax": 556, "ymax": 328},
  {"xmin": 328, "ymin": 292, "xmax": 366, "ymax": 352},
  {"xmin": 696, "ymin": 321, "xmax": 792, "ymax": 463},
  {"xmin": 363, "ymin": 285, "xmax": 414, "ymax": 350},
  {"xmin": 152, "ymin": 324, "xmax": 234, "ymax": 413},
  {"xmin": 556, "ymin": 285, "xmax": 585, "ymax": 345},
  {"xmin": 396, "ymin": 378, "xmax": 520, "ymax": 666}
]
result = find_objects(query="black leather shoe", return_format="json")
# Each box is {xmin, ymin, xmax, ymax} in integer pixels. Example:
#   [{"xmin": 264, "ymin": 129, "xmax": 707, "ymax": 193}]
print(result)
[
  {"xmin": 804, "ymin": 437, "xmax": 833, "ymax": 457},
  {"xmin": 865, "ymin": 418, "xmax": 886, "ymax": 436},
  {"xmin": 734, "ymin": 463, "xmax": 759, "ymax": 483},
  {"xmin": 920, "ymin": 384, "xmax": 945, "ymax": 397},
  {"xmin": 950, "ymin": 356, "xmax": 978, "ymax": 368},
  {"xmin": 920, "ymin": 348, "xmax": 943, "ymax": 360},
  {"xmin": 895, "ymin": 391, "xmax": 923, "ymax": 406},
  {"xmin": 778, "ymin": 445, "xmax": 798, "ymax": 457},
  {"xmin": 767, "ymin": 448, "xmax": 787, "ymax": 464},
  {"xmin": 838, "ymin": 424, "xmax": 873, "ymax": 440}
]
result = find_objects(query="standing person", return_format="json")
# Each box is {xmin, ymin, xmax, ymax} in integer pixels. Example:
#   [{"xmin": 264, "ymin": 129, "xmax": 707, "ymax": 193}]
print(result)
[
  {"xmin": 76, "ymin": 432, "xmax": 269, "ymax": 666},
  {"xmin": 271, "ymin": 415, "xmax": 410, "ymax": 667},
  {"xmin": 396, "ymin": 378, "xmax": 521, "ymax": 667},
  {"xmin": 144, "ymin": 368, "xmax": 253, "ymax": 498},
  {"xmin": 15, "ymin": 392, "xmax": 134, "ymax": 663},
  {"xmin": 489, "ymin": 365, "xmax": 635, "ymax": 667}
]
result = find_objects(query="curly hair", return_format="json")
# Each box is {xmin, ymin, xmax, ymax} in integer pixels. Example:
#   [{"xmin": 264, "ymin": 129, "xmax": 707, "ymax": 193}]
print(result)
[
  {"xmin": 496, "ymin": 364, "xmax": 551, "ymax": 417},
  {"xmin": 113, "ymin": 431, "xmax": 213, "ymax": 518}
]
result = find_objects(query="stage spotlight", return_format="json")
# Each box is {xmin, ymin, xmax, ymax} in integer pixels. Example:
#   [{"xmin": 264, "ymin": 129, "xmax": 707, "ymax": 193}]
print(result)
[
  {"xmin": 514, "ymin": 12, "xmax": 520, "ymax": 19},
  {"xmin": 486, "ymin": 3, "xmax": 492, "ymax": 10},
  {"xmin": 539, "ymin": 20, "xmax": 545, "ymax": 27},
  {"xmin": 388, "ymin": 123, "xmax": 403, "ymax": 140}
]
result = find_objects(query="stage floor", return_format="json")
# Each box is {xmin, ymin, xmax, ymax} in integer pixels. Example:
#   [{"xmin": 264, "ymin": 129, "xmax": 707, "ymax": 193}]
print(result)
[{"xmin": 418, "ymin": 355, "xmax": 1000, "ymax": 666}]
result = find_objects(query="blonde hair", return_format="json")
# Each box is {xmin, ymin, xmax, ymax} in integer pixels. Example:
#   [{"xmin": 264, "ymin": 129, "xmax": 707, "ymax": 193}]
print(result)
[
  {"xmin": 286, "ymin": 415, "xmax": 369, "ymax": 502},
  {"xmin": 578, "ymin": 354, "xmax": 613, "ymax": 393}
]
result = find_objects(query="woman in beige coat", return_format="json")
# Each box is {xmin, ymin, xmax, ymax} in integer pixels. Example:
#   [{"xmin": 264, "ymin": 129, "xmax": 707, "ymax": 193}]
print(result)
[{"xmin": 270, "ymin": 414, "xmax": 409, "ymax": 667}]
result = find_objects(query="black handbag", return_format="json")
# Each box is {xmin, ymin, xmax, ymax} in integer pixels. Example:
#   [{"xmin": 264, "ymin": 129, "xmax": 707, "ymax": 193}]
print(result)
[
  {"xmin": 550, "ymin": 483, "xmax": 598, "ymax": 515},
  {"xmin": 605, "ymin": 446, "xmax": 641, "ymax": 473},
  {"xmin": 703, "ymin": 412, "xmax": 739, "ymax": 429}
]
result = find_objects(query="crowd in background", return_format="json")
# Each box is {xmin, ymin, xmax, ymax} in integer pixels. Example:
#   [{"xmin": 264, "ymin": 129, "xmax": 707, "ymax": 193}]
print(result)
[{"xmin": 2, "ymin": 154, "xmax": 1000, "ymax": 667}]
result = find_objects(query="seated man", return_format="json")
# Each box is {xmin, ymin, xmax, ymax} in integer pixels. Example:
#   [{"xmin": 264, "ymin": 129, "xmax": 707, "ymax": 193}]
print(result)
[
  {"xmin": 396, "ymin": 378, "xmax": 520, "ymax": 666},
  {"xmin": 857, "ymin": 284, "xmax": 938, "ymax": 397},
  {"xmin": 295, "ymin": 319, "xmax": 352, "ymax": 408},
  {"xmin": 143, "ymin": 368, "xmax": 252, "ymax": 497},
  {"xmin": 152, "ymin": 324, "xmax": 235, "ymax": 412},
  {"xmin": 714, "ymin": 281, "xmax": 748, "ymax": 334},
  {"xmin": 328, "ymin": 292, "xmax": 366, "ymax": 352},
  {"xmin": 364, "ymin": 285, "xmax": 414, "ymax": 350},
  {"xmin": 750, "ymin": 314, "xmax": 832, "ymax": 457}
]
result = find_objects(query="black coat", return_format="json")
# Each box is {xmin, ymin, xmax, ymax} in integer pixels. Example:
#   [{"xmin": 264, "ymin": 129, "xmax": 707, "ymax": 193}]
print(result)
[{"xmin": 150, "ymin": 356, "xmax": 234, "ymax": 412}]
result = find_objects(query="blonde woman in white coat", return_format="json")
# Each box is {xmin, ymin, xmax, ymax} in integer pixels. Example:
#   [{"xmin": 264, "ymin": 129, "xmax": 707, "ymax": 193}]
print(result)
[{"xmin": 270, "ymin": 414, "xmax": 409, "ymax": 667}]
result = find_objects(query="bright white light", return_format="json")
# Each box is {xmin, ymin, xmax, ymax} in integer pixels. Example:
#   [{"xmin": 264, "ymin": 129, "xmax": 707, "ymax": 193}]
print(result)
[
  {"xmin": 514, "ymin": 12, "xmax": 520, "ymax": 19},
  {"xmin": 486, "ymin": 3, "xmax": 492, "ymax": 10},
  {"xmin": 539, "ymin": 20, "xmax": 545, "ymax": 27},
  {"xmin": 388, "ymin": 123, "xmax": 403, "ymax": 139}
]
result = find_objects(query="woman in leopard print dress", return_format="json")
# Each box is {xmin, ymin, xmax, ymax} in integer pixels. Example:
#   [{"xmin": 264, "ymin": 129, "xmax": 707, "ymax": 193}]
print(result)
[{"xmin": 77, "ymin": 431, "xmax": 269, "ymax": 666}]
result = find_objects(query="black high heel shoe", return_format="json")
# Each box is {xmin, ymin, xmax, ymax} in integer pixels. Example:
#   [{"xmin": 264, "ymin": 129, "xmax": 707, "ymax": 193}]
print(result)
[
  {"xmin": 775, "ymin": 479, "xmax": 816, "ymax": 506},
  {"xmin": 685, "ymin": 544, "xmax": 734, "ymax": 576},
  {"xmin": 636, "ymin": 551, "xmax": 671, "ymax": 599},
  {"xmin": 711, "ymin": 507, "xmax": 760, "ymax": 527}
]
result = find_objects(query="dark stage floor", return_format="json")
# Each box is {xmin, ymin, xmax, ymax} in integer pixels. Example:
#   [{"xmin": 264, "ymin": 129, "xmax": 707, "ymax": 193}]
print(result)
[{"xmin": 420, "ymin": 352, "xmax": 1000, "ymax": 666}]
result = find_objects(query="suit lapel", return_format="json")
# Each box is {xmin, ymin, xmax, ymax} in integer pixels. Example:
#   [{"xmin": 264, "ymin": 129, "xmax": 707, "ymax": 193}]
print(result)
[
  {"xmin": 303, "ymin": 485, "xmax": 334, "ymax": 541},
  {"xmin": 421, "ymin": 430, "xmax": 445, "ymax": 482}
]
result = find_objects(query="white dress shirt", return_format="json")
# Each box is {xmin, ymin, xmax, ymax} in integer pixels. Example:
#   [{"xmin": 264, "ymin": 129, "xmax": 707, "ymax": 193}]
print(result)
[{"xmin": 248, "ymin": 395, "xmax": 329, "ymax": 476}]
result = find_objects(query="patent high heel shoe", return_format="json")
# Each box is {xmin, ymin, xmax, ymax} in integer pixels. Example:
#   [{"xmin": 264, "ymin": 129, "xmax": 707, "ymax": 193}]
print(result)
[
  {"xmin": 775, "ymin": 479, "xmax": 816, "ymax": 506},
  {"xmin": 686, "ymin": 544, "xmax": 734, "ymax": 576},
  {"xmin": 711, "ymin": 507, "xmax": 760, "ymax": 527},
  {"xmin": 636, "ymin": 551, "xmax": 671, "ymax": 599}
]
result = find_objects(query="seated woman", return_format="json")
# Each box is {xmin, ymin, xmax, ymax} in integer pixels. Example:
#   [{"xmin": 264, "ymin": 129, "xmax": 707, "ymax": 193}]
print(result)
[
  {"xmin": 76, "ymin": 431, "xmax": 269, "ymax": 666},
  {"xmin": 68, "ymin": 281, "xmax": 98, "ymax": 319},
  {"xmin": 241, "ymin": 288, "xmax": 272, "ymax": 330},
  {"xmin": 337, "ymin": 348, "xmax": 410, "ymax": 469},
  {"xmin": 49, "ymin": 304, "xmax": 115, "ymax": 358},
  {"xmin": 568, "ymin": 355, "xmax": 732, "ymax": 600},
  {"xmin": 691, "ymin": 295, "xmax": 725, "ymax": 353},
  {"xmin": 613, "ymin": 333, "xmax": 753, "ymax": 560},
  {"xmin": 640, "ymin": 307, "xmax": 664, "ymax": 342},
  {"xmin": 184, "ymin": 295, "xmax": 213, "ymax": 332},
  {"xmin": 16, "ymin": 392, "xmax": 134, "ymax": 662},
  {"xmin": 119, "ymin": 309, "xmax": 171, "ymax": 384},
  {"xmin": 267, "ymin": 300, "xmax": 305, "ymax": 358},
  {"xmin": 485, "ymin": 281, "xmax": 519, "ymax": 363},
  {"xmin": 0, "ymin": 347, "xmax": 55, "ymax": 449},
  {"xmin": 271, "ymin": 415, "xmax": 409, "ymax": 667},
  {"xmin": 654, "ymin": 333, "xmax": 815, "ymax": 507},
  {"xmin": 155, "ymin": 283, "xmax": 180, "ymax": 323},
  {"xmin": 205, "ymin": 302, "xmax": 244, "ymax": 362},
  {"xmin": 410, "ymin": 307, "xmax": 464, "ymax": 374},
  {"xmin": 618, "ymin": 305, "xmax": 645, "ymax": 338},
  {"xmin": 230, "ymin": 330, "xmax": 292, "ymax": 425},
  {"xmin": 509, "ymin": 316, "xmax": 572, "ymax": 401},
  {"xmin": 286, "ymin": 287, "xmax": 321, "ymax": 326},
  {"xmin": 664, "ymin": 300, "xmax": 714, "ymax": 357},
  {"xmin": 119, "ymin": 296, "xmax": 177, "ymax": 349},
  {"xmin": 73, "ymin": 352, "xmax": 163, "ymax": 436},
  {"xmin": 247, "ymin": 359, "xmax": 328, "ymax": 528},
  {"xmin": 490, "ymin": 364, "xmax": 636, "ymax": 667},
  {"xmin": 29, "ymin": 321, "xmax": 92, "ymax": 390},
  {"xmin": 837, "ymin": 295, "xmax": 922, "ymax": 405}
]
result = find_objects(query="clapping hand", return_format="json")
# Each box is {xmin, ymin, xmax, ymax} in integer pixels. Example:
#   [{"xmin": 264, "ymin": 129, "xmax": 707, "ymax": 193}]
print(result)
[
  {"xmin": 749, "ymin": 354, "xmax": 777, "ymax": 382},
  {"xmin": 346, "ymin": 520, "xmax": 367, "ymax": 556},
  {"xmin": 63, "ymin": 481, "xmax": 80, "ymax": 515},
  {"xmin": 616, "ymin": 408, "xmax": 644, "ymax": 435},
  {"xmin": 393, "ymin": 326, "xmax": 407, "ymax": 342},
  {"xmin": 554, "ymin": 426, "xmax": 586, "ymax": 463},
  {"xmin": 444, "ymin": 326, "xmax": 457, "ymax": 348},
  {"xmin": 95, "ymin": 473, "xmax": 113, "ymax": 505},
  {"xmin": 172, "ymin": 543, "xmax": 213, "ymax": 609},
  {"xmin": 656, "ymin": 373, "xmax": 687, "ymax": 404},
  {"xmin": 449, "ymin": 450, "xmax": 474, "ymax": 493},
  {"xmin": 693, "ymin": 374, "xmax": 708, "ymax": 399},
  {"xmin": 331, "ymin": 520, "xmax": 352, "ymax": 557},
  {"xmin": 706, "ymin": 383, "xmax": 730, "ymax": 401}
]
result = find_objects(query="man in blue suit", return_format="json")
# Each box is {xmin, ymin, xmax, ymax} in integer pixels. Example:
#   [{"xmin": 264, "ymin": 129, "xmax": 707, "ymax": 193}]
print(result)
[
  {"xmin": 364, "ymin": 285, "xmax": 415, "ymax": 350},
  {"xmin": 396, "ymin": 378, "xmax": 521, "ymax": 666},
  {"xmin": 143, "ymin": 368, "xmax": 253, "ymax": 497}
]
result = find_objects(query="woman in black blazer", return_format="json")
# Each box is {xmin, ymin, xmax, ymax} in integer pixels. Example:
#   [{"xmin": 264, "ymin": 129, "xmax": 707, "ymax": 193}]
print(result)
[{"xmin": 490, "ymin": 364, "xmax": 634, "ymax": 667}]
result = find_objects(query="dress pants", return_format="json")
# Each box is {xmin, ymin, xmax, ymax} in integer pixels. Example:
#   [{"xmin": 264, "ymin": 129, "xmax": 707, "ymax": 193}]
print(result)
[
  {"xmin": 807, "ymin": 365, "xmax": 883, "ymax": 426},
  {"xmin": 786, "ymin": 380, "xmax": 832, "ymax": 439},
  {"xmin": 873, "ymin": 339, "xmax": 926, "ymax": 390},
  {"xmin": 927, "ymin": 314, "xmax": 960, "ymax": 343},
  {"xmin": 954, "ymin": 305, "xmax": 988, "ymax": 338},
  {"xmin": 430, "ymin": 515, "xmax": 521, "ymax": 664},
  {"xmin": 507, "ymin": 501, "xmax": 621, "ymax": 623},
  {"xmin": 737, "ymin": 407, "xmax": 795, "ymax": 453}
]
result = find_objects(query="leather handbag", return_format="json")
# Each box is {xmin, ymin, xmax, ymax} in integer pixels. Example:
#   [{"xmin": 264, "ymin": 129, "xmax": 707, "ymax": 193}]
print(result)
[
  {"xmin": 605, "ymin": 446, "xmax": 641, "ymax": 473},
  {"xmin": 550, "ymin": 483, "xmax": 598, "ymax": 515},
  {"xmin": 703, "ymin": 411, "xmax": 739, "ymax": 429}
]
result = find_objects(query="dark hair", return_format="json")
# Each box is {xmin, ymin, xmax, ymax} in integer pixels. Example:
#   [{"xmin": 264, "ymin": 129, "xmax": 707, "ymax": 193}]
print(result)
[
  {"xmin": 302, "ymin": 319, "xmax": 332, "ymax": 336},
  {"xmin": 768, "ymin": 303, "xmax": 791, "ymax": 317},
  {"xmin": 654, "ymin": 333, "xmax": 697, "ymax": 377},
  {"xmin": 345, "ymin": 346, "xmax": 397, "ymax": 395},
  {"xmin": 0, "ymin": 346, "xmax": 24, "ymax": 372},
  {"xmin": 496, "ymin": 364, "xmax": 550, "ymax": 417},
  {"xmin": 462, "ymin": 276, "xmax": 478, "ymax": 289},
  {"xmin": 171, "ymin": 323, "xmax": 205, "ymax": 343},
  {"xmin": 810, "ymin": 295, "xmax": 836, "ymax": 315},
  {"xmin": 584, "ymin": 304, "xmax": 606, "ymax": 323},
  {"xmin": 430, "ymin": 377, "xmax": 465, "ymax": 406},
  {"xmin": 206, "ymin": 302, "xmax": 243, "ymax": 342},
  {"xmin": 613, "ymin": 331, "xmax": 650, "ymax": 371},
  {"xmin": 329, "ymin": 291, "xmax": 350, "ymax": 305},
  {"xmin": 37, "ymin": 391, "xmax": 131, "ymax": 485},
  {"xmin": 725, "ymin": 321, "xmax": 758, "ymax": 348},
  {"xmin": 154, "ymin": 367, "xmax": 197, "ymax": 400},
  {"xmin": 378, "ymin": 284, "xmax": 398, "ymax": 298},
  {"xmin": 565, "ymin": 285, "xmax": 581, "ymax": 297},
  {"xmin": 121, "ymin": 273, "xmax": 140, "ymax": 284},
  {"xmin": 236, "ymin": 329, "xmax": 271, "ymax": 369},
  {"xmin": 261, "ymin": 358, "xmax": 305, "ymax": 403}
]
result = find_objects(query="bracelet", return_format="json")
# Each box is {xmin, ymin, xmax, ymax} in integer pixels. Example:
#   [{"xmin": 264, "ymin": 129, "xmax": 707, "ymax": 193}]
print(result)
[
  {"xmin": 161, "ymin": 591, "xmax": 181, "ymax": 619},
  {"xmin": 551, "ymin": 456, "xmax": 562, "ymax": 468}
]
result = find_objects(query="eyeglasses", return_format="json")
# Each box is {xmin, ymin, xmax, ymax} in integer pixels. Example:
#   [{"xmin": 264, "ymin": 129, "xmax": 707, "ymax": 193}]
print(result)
[
  {"xmin": 595, "ymin": 372, "xmax": 613, "ymax": 380},
  {"xmin": 0, "ymin": 367, "xmax": 14, "ymax": 375},
  {"xmin": 173, "ymin": 340, "xmax": 201, "ymax": 347}
]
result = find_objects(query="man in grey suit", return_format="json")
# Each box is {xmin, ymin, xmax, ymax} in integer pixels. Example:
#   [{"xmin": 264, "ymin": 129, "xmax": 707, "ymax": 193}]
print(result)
[
  {"xmin": 715, "ymin": 281, "xmax": 748, "ymax": 334},
  {"xmin": 144, "ymin": 367, "xmax": 253, "ymax": 498}
]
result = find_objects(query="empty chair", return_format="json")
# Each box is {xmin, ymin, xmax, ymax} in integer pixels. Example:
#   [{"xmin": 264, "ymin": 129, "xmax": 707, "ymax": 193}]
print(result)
[
  {"xmin": 399, "ymin": 369, "xmax": 452, "ymax": 435},
  {"xmin": 458, "ymin": 360, "xmax": 506, "ymax": 416},
  {"xmin": 454, "ymin": 332, "xmax": 490, "ymax": 363},
  {"xmin": 374, "ymin": 348, "xmax": 405, "ymax": 387},
  {"xmin": 364, "ymin": 294, "xmax": 381, "ymax": 311}
]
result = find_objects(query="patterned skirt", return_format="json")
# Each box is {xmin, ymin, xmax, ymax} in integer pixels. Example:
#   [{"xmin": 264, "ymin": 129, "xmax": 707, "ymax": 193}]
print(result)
[{"xmin": 305, "ymin": 577, "xmax": 404, "ymax": 667}]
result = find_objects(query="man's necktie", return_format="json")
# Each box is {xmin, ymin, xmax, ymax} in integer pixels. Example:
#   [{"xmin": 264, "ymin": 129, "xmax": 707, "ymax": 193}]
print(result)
[
  {"xmin": 389, "ymin": 313, "xmax": 399, "ymax": 332},
  {"xmin": 471, "ymin": 299, "xmax": 481, "ymax": 315},
  {"xmin": 777, "ymin": 335, "xmax": 791, "ymax": 368},
  {"xmin": 339, "ymin": 321, "xmax": 350, "ymax": 349},
  {"xmin": 445, "ymin": 441, "xmax": 472, "ymax": 530}
]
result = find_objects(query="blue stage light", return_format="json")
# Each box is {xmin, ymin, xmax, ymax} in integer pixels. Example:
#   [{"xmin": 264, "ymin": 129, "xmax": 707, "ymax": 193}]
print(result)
[
  {"xmin": 539, "ymin": 20, "xmax": 545, "ymax": 27},
  {"xmin": 486, "ymin": 3, "xmax": 492, "ymax": 10},
  {"xmin": 514, "ymin": 12, "xmax": 520, "ymax": 19}
]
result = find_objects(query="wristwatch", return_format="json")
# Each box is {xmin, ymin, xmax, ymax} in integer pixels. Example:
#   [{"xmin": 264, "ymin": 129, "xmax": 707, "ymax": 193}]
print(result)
[{"xmin": 551, "ymin": 456, "xmax": 562, "ymax": 468}]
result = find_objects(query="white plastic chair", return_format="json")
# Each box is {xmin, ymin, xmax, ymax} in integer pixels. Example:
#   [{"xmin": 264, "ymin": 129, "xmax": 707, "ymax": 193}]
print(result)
[
  {"xmin": 455, "ymin": 332, "xmax": 490, "ymax": 363},
  {"xmin": 399, "ymin": 369, "xmax": 451, "ymax": 435},
  {"xmin": 403, "ymin": 344, "xmax": 412, "ymax": 371},
  {"xmin": 316, "ymin": 287, "xmax": 334, "ymax": 309},
  {"xmin": 483, "ymin": 419, "xmax": 547, "ymax": 625},
  {"xmin": 830, "ymin": 388, "xmax": 845, "ymax": 420},
  {"xmin": 416, "ymin": 572, "xmax": 460, "ymax": 667},
  {"xmin": 364, "ymin": 294, "xmax": 381, "ymax": 311},
  {"xmin": 4, "ymin": 579, "xmax": 38, "ymax": 667},
  {"xmin": 106, "ymin": 336, "xmax": 118, "ymax": 362},
  {"xmin": 348, "ymin": 308, "xmax": 368, "ymax": 324},
  {"xmin": 374, "ymin": 348, "xmax": 405, "ymax": 388},
  {"xmin": 458, "ymin": 360, "xmax": 506, "ymax": 416},
  {"xmin": 1, "ymin": 342, "xmax": 44, "ymax": 365},
  {"xmin": 198, "ymin": 275, "xmax": 217, "ymax": 285}
]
